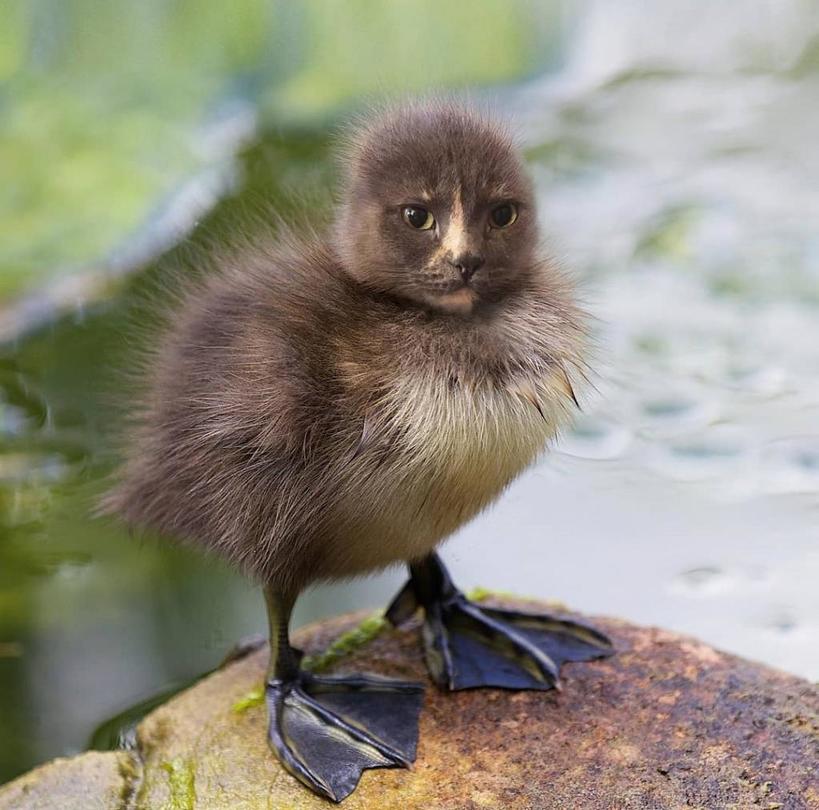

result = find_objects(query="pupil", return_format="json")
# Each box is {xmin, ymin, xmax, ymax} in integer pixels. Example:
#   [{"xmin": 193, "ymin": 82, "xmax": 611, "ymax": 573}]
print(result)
[
  {"xmin": 493, "ymin": 205, "xmax": 512, "ymax": 226},
  {"xmin": 408, "ymin": 207, "xmax": 427, "ymax": 228}
]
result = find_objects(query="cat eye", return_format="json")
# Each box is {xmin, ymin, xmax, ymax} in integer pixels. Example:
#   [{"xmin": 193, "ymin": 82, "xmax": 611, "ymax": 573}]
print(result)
[
  {"xmin": 402, "ymin": 205, "xmax": 435, "ymax": 230},
  {"xmin": 489, "ymin": 203, "xmax": 518, "ymax": 229}
]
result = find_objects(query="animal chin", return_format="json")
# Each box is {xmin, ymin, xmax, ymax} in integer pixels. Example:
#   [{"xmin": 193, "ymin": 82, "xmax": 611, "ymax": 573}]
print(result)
[{"xmin": 428, "ymin": 286, "xmax": 478, "ymax": 315}]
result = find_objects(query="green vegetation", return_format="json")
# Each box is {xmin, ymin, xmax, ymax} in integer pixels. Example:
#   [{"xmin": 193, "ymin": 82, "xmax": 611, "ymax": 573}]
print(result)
[
  {"xmin": 0, "ymin": 0, "xmax": 557, "ymax": 304},
  {"xmin": 161, "ymin": 758, "xmax": 196, "ymax": 810}
]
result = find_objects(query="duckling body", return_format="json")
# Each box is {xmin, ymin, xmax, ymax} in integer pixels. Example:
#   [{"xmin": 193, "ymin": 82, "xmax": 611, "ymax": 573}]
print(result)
[
  {"xmin": 105, "ymin": 102, "xmax": 612, "ymax": 803},
  {"xmin": 108, "ymin": 239, "xmax": 579, "ymax": 588}
]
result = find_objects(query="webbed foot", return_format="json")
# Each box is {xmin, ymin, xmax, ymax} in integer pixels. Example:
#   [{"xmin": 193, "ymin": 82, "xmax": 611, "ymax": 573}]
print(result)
[
  {"xmin": 386, "ymin": 553, "xmax": 614, "ymax": 691},
  {"xmin": 266, "ymin": 671, "xmax": 424, "ymax": 803}
]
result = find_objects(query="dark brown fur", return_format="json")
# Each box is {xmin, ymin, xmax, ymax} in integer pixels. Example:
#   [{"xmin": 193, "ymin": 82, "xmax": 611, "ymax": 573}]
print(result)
[
  {"xmin": 335, "ymin": 102, "xmax": 538, "ymax": 309},
  {"xmin": 102, "ymin": 102, "xmax": 586, "ymax": 597}
]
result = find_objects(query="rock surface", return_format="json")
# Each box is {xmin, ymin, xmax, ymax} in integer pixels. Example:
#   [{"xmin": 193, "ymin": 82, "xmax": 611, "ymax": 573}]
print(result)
[
  {"xmin": 0, "ymin": 751, "xmax": 138, "ymax": 810},
  {"xmin": 1, "ymin": 599, "xmax": 817, "ymax": 809}
]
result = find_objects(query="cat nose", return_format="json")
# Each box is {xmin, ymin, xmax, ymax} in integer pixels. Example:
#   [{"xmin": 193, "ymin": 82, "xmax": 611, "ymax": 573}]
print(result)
[{"xmin": 450, "ymin": 254, "xmax": 484, "ymax": 282}]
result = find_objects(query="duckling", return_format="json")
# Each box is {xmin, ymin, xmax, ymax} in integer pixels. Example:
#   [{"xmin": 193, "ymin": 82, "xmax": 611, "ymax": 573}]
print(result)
[{"xmin": 103, "ymin": 101, "xmax": 613, "ymax": 803}]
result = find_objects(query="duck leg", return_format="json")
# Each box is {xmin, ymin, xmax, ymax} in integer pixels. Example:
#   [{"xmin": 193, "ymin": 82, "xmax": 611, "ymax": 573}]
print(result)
[
  {"xmin": 264, "ymin": 587, "xmax": 424, "ymax": 803},
  {"xmin": 386, "ymin": 552, "xmax": 614, "ymax": 691}
]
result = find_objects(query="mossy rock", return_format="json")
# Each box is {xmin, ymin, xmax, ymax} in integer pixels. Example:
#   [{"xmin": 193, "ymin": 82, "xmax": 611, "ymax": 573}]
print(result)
[{"xmin": 1, "ymin": 599, "xmax": 817, "ymax": 809}]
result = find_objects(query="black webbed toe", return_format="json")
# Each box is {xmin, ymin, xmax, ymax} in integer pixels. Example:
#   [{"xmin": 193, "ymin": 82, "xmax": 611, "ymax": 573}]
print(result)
[
  {"xmin": 388, "ymin": 552, "xmax": 614, "ymax": 692},
  {"xmin": 266, "ymin": 671, "xmax": 424, "ymax": 803}
]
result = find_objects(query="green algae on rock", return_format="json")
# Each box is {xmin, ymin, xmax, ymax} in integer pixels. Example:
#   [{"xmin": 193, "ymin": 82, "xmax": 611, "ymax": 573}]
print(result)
[
  {"xmin": 302, "ymin": 612, "xmax": 388, "ymax": 673},
  {"xmin": 231, "ymin": 611, "xmax": 389, "ymax": 715},
  {"xmin": 159, "ymin": 758, "xmax": 196, "ymax": 810}
]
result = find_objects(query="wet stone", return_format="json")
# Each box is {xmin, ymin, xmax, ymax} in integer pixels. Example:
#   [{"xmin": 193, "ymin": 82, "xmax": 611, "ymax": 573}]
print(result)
[{"xmin": 0, "ymin": 599, "xmax": 817, "ymax": 809}]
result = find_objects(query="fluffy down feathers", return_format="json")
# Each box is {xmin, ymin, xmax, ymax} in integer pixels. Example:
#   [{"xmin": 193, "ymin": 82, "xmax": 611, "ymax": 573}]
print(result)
[{"xmin": 102, "ymin": 103, "xmax": 587, "ymax": 595}]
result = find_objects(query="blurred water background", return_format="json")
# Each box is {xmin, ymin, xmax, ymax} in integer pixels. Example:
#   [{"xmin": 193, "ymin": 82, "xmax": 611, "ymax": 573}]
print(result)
[{"xmin": 1, "ymin": 0, "xmax": 818, "ymax": 784}]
